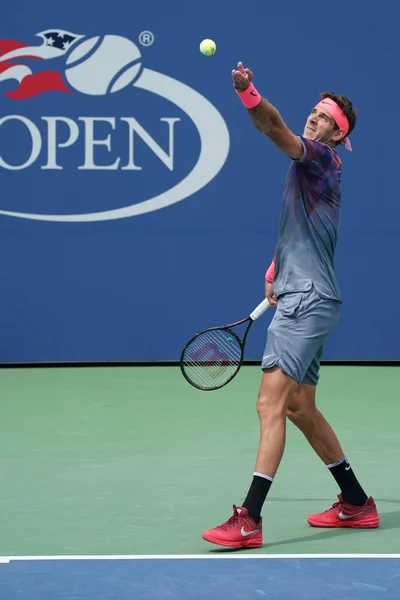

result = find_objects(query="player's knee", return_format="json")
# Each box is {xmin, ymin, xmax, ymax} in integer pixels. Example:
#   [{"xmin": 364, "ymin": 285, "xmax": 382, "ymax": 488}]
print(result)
[
  {"xmin": 286, "ymin": 406, "xmax": 300, "ymax": 423},
  {"xmin": 256, "ymin": 393, "xmax": 266, "ymax": 419},
  {"xmin": 256, "ymin": 391, "xmax": 286, "ymax": 421},
  {"xmin": 286, "ymin": 404, "xmax": 317, "ymax": 426},
  {"xmin": 256, "ymin": 368, "xmax": 298, "ymax": 421}
]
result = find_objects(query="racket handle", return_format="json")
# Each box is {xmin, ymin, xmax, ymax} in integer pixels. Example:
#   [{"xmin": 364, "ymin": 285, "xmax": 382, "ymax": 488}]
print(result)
[{"xmin": 250, "ymin": 298, "xmax": 271, "ymax": 321}]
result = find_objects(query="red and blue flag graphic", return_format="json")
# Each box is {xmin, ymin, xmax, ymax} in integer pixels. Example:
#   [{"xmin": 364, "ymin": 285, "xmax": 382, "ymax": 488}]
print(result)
[{"xmin": 0, "ymin": 30, "xmax": 83, "ymax": 99}]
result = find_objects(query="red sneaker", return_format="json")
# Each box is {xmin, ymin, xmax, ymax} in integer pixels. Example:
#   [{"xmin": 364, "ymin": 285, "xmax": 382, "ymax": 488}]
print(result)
[
  {"xmin": 202, "ymin": 505, "xmax": 263, "ymax": 548},
  {"xmin": 307, "ymin": 494, "xmax": 379, "ymax": 528}
]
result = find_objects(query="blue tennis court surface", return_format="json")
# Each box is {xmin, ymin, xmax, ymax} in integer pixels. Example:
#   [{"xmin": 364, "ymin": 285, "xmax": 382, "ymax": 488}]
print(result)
[{"xmin": 1, "ymin": 555, "xmax": 399, "ymax": 599}]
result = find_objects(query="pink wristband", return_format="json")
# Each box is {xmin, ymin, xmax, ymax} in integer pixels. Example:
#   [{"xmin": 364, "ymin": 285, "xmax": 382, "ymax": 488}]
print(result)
[
  {"xmin": 236, "ymin": 82, "xmax": 262, "ymax": 109},
  {"xmin": 265, "ymin": 260, "xmax": 275, "ymax": 283}
]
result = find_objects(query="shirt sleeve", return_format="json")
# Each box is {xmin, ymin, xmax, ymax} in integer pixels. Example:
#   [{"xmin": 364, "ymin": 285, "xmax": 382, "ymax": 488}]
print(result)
[{"xmin": 295, "ymin": 136, "xmax": 334, "ymax": 178}]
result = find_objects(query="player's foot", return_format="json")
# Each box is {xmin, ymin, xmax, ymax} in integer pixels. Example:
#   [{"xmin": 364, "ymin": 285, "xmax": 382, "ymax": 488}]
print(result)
[
  {"xmin": 307, "ymin": 494, "xmax": 379, "ymax": 528},
  {"xmin": 202, "ymin": 505, "xmax": 263, "ymax": 548}
]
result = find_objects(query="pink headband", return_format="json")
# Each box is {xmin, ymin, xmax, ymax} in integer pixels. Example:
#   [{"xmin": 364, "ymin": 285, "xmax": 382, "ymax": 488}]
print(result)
[{"xmin": 316, "ymin": 97, "xmax": 352, "ymax": 151}]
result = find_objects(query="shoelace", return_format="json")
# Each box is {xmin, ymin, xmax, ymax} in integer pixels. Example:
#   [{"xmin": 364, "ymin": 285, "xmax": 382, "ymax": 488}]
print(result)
[
  {"xmin": 217, "ymin": 506, "xmax": 242, "ymax": 530},
  {"xmin": 325, "ymin": 500, "xmax": 344, "ymax": 513}
]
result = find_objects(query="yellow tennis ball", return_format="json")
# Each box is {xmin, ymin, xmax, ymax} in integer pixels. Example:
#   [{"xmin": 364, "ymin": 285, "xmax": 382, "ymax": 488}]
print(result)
[{"xmin": 200, "ymin": 39, "xmax": 216, "ymax": 56}]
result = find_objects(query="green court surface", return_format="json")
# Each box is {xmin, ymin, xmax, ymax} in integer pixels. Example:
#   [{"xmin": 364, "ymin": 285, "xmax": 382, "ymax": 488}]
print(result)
[{"xmin": 0, "ymin": 365, "xmax": 399, "ymax": 557}]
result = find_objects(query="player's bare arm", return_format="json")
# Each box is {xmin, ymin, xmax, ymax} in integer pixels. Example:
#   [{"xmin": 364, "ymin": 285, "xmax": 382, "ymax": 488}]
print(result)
[{"xmin": 232, "ymin": 62, "xmax": 303, "ymax": 160}]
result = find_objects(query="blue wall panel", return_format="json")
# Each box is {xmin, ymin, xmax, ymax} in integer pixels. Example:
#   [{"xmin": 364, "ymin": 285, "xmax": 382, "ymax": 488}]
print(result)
[{"xmin": 0, "ymin": 0, "xmax": 398, "ymax": 361}]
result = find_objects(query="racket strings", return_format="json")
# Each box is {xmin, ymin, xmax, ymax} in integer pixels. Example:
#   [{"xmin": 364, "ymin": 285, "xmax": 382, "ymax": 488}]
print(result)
[{"xmin": 181, "ymin": 329, "xmax": 242, "ymax": 390}]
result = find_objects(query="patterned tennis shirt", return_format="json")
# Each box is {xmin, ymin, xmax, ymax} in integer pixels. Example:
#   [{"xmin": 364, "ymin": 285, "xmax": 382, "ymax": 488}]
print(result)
[{"xmin": 273, "ymin": 136, "xmax": 342, "ymax": 302}]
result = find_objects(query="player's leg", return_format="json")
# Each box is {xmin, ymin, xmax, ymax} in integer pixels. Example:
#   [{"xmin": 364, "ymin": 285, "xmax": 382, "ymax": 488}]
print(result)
[
  {"xmin": 242, "ymin": 365, "xmax": 299, "ymax": 514},
  {"xmin": 288, "ymin": 381, "xmax": 366, "ymax": 498},
  {"xmin": 287, "ymin": 353, "xmax": 379, "ymax": 528},
  {"xmin": 287, "ymin": 383, "xmax": 345, "ymax": 463},
  {"xmin": 201, "ymin": 365, "xmax": 298, "ymax": 549},
  {"xmin": 201, "ymin": 290, "xmax": 321, "ymax": 548},
  {"xmin": 287, "ymin": 348, "xmax": 346, "ymax": 465},
  {"xmin": 242, "ymin": 292, "xmax": 328, "ymax": 522}
]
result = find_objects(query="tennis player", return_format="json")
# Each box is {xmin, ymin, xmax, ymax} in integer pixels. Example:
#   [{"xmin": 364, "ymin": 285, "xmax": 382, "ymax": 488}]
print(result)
[{"xmin": 202, "ymin": 62, "xmax": 379, "ymax": 548}]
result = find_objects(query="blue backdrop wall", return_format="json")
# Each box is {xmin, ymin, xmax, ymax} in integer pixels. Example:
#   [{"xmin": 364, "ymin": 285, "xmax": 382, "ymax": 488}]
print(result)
[{"xmin": 0, "ymin": 0, "xmax": 398, "ymax": 362}]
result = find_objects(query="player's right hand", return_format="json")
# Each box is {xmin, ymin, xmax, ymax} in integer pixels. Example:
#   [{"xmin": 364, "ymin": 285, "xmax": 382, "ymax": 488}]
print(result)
[{"xmin": 265, "ymin": 281, "xmax": 278, "ymax": 307}]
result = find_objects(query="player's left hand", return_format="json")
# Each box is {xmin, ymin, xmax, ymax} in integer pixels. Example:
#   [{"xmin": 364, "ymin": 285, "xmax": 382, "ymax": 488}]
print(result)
[
  {"xmin": 232, "ymin": 61, "xmax": 253, "ymax": 92},
  {"xmin": 265, "ymin": 281, "xmax": 278, "ymax": 307}
]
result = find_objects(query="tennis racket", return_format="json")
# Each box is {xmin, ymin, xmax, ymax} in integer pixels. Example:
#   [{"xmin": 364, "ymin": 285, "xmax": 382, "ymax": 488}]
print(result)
[{"xmin": 180, "ymin": 297, "xmax": 271, "ymax": 391}]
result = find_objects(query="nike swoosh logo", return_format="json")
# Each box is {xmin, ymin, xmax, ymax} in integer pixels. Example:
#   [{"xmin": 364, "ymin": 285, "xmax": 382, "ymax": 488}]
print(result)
[
  {"xmin": 250, "ymin": 91, "xmax": 257, "ymax": 96},
  {"xmin": 339, "ymin": 510, "xmax": 364, "ymax": 520},
  {"xmin": 241, "ymin": 526, "xmax": 260, "ymax": 536}
]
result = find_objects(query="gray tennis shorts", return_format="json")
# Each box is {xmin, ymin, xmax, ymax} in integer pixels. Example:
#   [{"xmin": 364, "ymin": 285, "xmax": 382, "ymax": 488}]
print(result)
[{"xmin": 262, "ymin": 286, "xmax": 340, "ymax": 385}]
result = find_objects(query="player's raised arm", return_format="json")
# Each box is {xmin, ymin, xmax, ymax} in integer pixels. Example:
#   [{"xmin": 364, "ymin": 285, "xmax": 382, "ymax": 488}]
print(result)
[{"xmin": 232, "ymin": 62, "xmax": 303, "ymax": 160}]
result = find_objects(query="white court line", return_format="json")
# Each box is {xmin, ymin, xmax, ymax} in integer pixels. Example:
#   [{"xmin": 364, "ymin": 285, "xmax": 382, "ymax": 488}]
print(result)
[{"xmin": 0, "ymin": 554, "xmax": 400, "ymax": 563}]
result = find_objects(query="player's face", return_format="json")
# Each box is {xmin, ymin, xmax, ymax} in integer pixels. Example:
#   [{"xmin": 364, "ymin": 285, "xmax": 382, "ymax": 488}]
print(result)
[{"xmin": 303, "ymin": 106, "xmax": 343, "ymax": 146}]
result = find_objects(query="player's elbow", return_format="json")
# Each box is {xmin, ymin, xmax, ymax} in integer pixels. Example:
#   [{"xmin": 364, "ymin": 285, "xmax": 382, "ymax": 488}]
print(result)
[{"xmin": 267, "ymin": 127, "xmax": 303, "ymax": 160}]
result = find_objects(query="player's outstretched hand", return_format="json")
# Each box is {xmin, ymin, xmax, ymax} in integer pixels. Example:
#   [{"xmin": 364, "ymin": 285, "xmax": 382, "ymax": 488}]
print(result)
[{"xmin": 232, "ymin": 61, "xmax": 253, "ymax": 92}]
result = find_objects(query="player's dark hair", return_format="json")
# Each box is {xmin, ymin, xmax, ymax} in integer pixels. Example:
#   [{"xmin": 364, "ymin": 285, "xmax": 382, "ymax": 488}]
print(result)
[{"xmin": 320, "ymin": 91, "xmax": 358, "ymax": 142}]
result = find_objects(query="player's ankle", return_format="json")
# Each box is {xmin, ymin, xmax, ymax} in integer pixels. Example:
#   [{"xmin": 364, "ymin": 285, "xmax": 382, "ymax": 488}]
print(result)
[{"xmin": 242, "ymin": 473, "xmax": 273, "ymax": 523}]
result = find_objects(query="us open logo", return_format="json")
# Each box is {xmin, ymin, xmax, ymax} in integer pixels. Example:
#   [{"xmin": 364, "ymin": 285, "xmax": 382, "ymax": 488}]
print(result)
[{"xmin": 0, "ymin": 30, "xmax": 230, "ymax": 222}]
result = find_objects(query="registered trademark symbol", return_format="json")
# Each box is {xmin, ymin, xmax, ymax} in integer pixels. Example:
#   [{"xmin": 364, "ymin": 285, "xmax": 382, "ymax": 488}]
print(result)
[{"xmin": 138, "ymin": 31, "xmax": 155, "ymax": 46}]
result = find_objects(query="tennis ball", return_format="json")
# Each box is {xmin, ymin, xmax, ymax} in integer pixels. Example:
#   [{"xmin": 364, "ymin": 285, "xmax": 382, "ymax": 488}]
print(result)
[
  {"xmin": 200, "ymin": 39, "xmax": 216, "ymax": 56},
  {"xmin": 227, "ymin": 337, "xmax": 233, "ymax": 344}
]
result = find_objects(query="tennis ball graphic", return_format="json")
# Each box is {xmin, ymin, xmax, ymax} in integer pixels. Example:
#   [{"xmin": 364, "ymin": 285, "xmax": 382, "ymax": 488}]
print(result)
[{"xmin": 65, "ymin": 35, "xmax": 142, "ymax": 95}]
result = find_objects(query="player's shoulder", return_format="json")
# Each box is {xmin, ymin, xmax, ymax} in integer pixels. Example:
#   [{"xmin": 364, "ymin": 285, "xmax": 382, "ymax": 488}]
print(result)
[{"xmin": 298, "ymin": 136, "xmax": 340, "ymax": 170}]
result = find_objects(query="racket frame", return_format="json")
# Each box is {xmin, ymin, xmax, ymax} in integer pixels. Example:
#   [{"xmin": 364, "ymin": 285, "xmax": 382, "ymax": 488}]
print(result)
[
  {"xmin": 180, "ymin": 318, "xmax": 253, "ymax": 391},
  {"xmin": 180, "ymin": 297, "xmax": 271, "ymax": 391}
]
